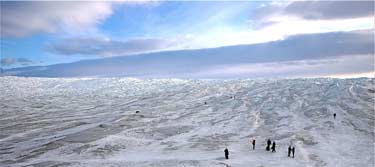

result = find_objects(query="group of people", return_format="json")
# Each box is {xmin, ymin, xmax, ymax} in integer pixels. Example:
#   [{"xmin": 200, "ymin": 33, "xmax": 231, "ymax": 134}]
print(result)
[
  {"xmin": 288, "ymin": 145, "xmax": 295, "ymax": 158},
  {"xmin": 223, "ymin": 139, "xmax": 296, "ymax": 159},
  {"xmin": 265, "ymin": 139, "xmax": 276, "ymax": 152},
  {"xmin": 221, "ymin": 98, "xmax": 339, "ymax": 160}
]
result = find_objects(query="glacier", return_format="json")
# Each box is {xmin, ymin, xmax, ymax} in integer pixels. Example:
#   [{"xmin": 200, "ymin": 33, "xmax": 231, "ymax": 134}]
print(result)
[{"xmin": 0, "ymin": 77, "xmax": 374, "ymax": 167}]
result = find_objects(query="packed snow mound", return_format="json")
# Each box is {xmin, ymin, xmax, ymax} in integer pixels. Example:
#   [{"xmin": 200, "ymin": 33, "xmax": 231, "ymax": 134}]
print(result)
[{"xmin": 0, "ymin": 77, "xmax": 374, "ymax": 167}]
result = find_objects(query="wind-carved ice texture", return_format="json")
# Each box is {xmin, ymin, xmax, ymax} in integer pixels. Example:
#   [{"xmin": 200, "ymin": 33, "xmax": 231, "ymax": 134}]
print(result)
[{"xmin": 0, "ymin": 77, "xmax": 374, "ymax": 167}]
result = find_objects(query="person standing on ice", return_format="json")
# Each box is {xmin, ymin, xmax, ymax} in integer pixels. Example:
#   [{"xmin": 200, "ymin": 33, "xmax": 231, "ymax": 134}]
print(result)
[
  {"xmin": 288, "ymin": 145, "xmax": 292, "ymax": 157},
  {"xmin": 224, "ymin": 148, "xmax": 229, "ymax": 159},
  {"xmin": 266, "ymin": 139, "xmax": 271, "ymax": 151},
  {"xmin": 252, "ymin": 139, "xmax": 256, "ymax": 150},
  {"xmin": 271, "ymin": 141, "xmax": 276, "ymax": 152},
  {"xmin": 333, "ymin": 113, "xmax": 336, "ymax": 119},
  {"xmin": 291, "ymin": 147, "xmax": 295, "ymax": 158}
]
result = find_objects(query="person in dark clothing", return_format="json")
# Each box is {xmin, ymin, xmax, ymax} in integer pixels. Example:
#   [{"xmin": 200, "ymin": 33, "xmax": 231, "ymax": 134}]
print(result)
[
  {"xmin": 266, "ymin": 139, "xmax": 271, "ymax": 151},
  {"xmin": 224, "ymin": 148, "xmax": 229, "ymax": 159},
  {"xmin": 288, "ymin": 146, "xmax": 292, "ymax": 157},
  {"xmin": 267, "ymin": 139, "xmax": 271, "ymax": 146},
  {"xmin": 252, "ymin": 139, "xmax": 256, "ymax": 150},
  {"xmin": 291, "ymin": 147, "xmax": 295, "ymax": 158},
  {"xmin": 333, "ymin": 113, "xmax": 336, "ymax": 119},
  {"xmin": 204, "ymin": 101, "xmax": 207, "ymax": 105},
  {"xmin": 271, "ymin": 141, "xmax": 276, "ymax": 152}
]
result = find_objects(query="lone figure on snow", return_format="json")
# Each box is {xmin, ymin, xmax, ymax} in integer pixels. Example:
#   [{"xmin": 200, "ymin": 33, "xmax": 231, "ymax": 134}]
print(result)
[
  {"xmin": 333, "ymin": 113, "xmax": 336, "ymax": 119},
  {"xmin": 266, "ymin": 139, "xmax": 271, "ymax": 151},
  {"xmin": 291, "ymin": 147, "xmax": 295, "ymax": 158},
  {"xmin": 271, "ymin": 141, "xmax": 276, "ymax": 152},
  {"xmin": 252, "ymin": 139, "xmax": 256, "ymax": 150},
  {"xmin": 224, "ymin": 148, "xmax": 229, "ymax": 159}
]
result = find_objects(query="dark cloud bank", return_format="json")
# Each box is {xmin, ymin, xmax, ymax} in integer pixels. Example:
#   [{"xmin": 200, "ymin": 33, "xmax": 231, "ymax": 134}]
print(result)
[
  {"xmin": 253, "ymin": 1, "xmax": 374, "ymax": 20},
  {"xmin": 45, "ymin": 37, "xmax": 181, "ymax": 57},
  {"xmin": 251, "ymin": 1, "xmax": 374, "ymax": 29},
  {"xmin": 2, "ymin": 30, "xmax": 374, "ymax": 78},
  {"xmin": 1, "ymin": 57, "xmax": 32, "ymax": 66},
  {"xmin": 284, "ymin": 1, "xmax": 374, "ymax": 20}
]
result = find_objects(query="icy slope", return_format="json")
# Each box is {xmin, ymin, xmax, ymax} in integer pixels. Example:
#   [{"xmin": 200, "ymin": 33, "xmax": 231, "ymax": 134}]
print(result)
[{"xmin": 0, "ymin": 77, "xmax": 374, "ymax": 167}]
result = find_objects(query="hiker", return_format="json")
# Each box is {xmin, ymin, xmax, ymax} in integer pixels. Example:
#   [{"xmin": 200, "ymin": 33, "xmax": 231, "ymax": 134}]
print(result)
[
  {"xmin": 288, "ymin": 145, "xmax": 292, "ymax": 157},
  {"xmin": 291, "ymin": 147, "xmax": 295, "ymax": 158},
  {"xmin": 266, "ymin": 139, "xmax": 271, "ymax": 151},
  {"xmin": 204, "ymin": 101, "xmax": 207, "ymax": 105},
  {"xmin": 271, "ymin": 141, "xmax": 276, "ymax": 152},
  {"xmin": 333, "ymin": 113, "xmax": 336, "ymax": 119},
  {"xmin": 252, "ymin": 139, "xmax": 256, "ymax": 150},
  {"xmin": 224, "ymin": 148, "xmax": 229, "ymax": 159}
]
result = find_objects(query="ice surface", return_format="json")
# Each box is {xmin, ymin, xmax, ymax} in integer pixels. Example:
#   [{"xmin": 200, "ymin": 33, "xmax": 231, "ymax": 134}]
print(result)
[{"xmin": 0, "ymin": 77, "xmax": 374, "ymax": 167}]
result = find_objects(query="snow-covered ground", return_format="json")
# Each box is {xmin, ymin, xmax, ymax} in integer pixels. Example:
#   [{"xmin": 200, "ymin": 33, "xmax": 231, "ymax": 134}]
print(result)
[{"xmin": 0, "ymin": 77, "xmax": 374, "ymax": 167}]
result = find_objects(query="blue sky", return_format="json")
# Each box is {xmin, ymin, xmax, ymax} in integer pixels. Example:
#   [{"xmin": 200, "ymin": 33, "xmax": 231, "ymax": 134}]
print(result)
[
  {"xmin": 0, "ymin": 1, "xmax": 374, "ymax": 78},
  {"xmin": 1, "ymin": 1, "xmax": 259, "ymax": 66}
]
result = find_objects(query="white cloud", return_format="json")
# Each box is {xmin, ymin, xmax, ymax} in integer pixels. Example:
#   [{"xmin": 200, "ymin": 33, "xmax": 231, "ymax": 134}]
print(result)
[
  {"xmin": 3, "ymin": 30, "xmax": 374, "ymax": 78},
  {"xmin": 190, "ymin": 1, "xmax": 374, "ymax": 48},
  {"xmin": 0, "ymin": 58, "xmax": 14, "ymax": 66},
  {"xmin": 254, "ymin": 16, "xmax": 373, "ymax": 39},
  {"xmin": 1, "ymin": 2, "xmax": 113, "ymax": 37},
  {"xmin": 248, "ymin": 1, "xmax": 374, "ymax": 36},
  {"xmin": 182, "ymin": 17, "xmax": 373, "ymax": 50},
  {"xmin": 194, "ymin": 55, "xmax": 374, "ymax": 78},
  {"xmin": 0, "ymin": 57, "xmax": 32, "ymax": 66},
  {"xmin": 45, "ymin": 36, "xmax": 189, "ymax": 57}
]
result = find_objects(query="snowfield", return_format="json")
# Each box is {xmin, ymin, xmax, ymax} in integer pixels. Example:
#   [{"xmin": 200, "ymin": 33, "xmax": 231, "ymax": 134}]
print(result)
[{"xmin": 0, "ymin": 77, "xmax": 374, "ymax": 167}]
